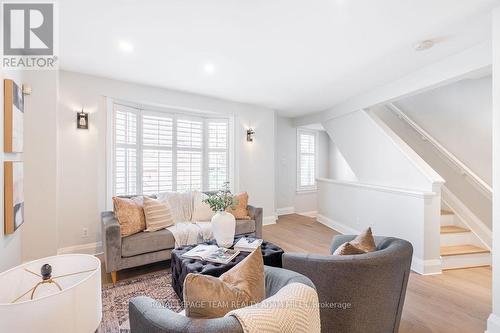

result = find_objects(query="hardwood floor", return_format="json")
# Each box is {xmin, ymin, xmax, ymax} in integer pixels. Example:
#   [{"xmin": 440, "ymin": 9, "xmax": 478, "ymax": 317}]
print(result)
[{"xmin": 101, "ymin": 213, "xmax": 491, "ymax": 332}]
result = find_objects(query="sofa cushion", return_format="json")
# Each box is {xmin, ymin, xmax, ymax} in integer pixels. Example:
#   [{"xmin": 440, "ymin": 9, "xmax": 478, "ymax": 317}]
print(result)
[
  {"xmin": 122, "ymin": 228, "xmax": 176, "ymax": 257},
  {"xmin": 235, "ymin": 219, "xmax": 255, "ymax": 235}
]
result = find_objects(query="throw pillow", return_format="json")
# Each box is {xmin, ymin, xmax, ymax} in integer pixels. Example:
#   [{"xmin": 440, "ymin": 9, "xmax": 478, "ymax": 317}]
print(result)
[
  {"xmin": 112, "ymin": 196, "xmax": 146, "ymax": 237},
  {"xmin": 143, "ymin": 196, "xmax": 174, "ymax": 232},
  {"xmin": 157, "ymin": 191, "xmax": 193, "ymax": 222},
  {"xmin": 227, "ymin": 192, "xmax": 250, "ymax": 220},
  {"xmin": 333, "ymin": 242, "xmax": 367, "ymax": 255},
  {"xmin": 192, "ymin": 191, "xmax": 216, "ymax": 221},
  {"xmin": 350, "ymin": 227, "xmax": 376, "ymax": 252},
  {"xmin": 183, "ymin": 249, "xmax": 265, "ymax": 318}
]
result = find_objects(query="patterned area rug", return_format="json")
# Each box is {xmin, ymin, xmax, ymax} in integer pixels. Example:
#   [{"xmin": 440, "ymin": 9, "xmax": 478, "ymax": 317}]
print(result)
[{"xmin": 98, "ymin": 270, "xmax": 183, "ymax": 333}]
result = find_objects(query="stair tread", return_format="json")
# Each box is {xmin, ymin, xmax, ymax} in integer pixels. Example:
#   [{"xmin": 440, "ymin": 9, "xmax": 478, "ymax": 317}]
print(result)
[
  {"xmin": 441, "ymin": 210, "xmax": 454, "ymax": 215},
  {"xmin": 441, "ymin": 245, "xmax": 490, "ymax": 256},
  {"xmin": 440, "ymin": 225, "xmax": 470, "ymax": 234}
]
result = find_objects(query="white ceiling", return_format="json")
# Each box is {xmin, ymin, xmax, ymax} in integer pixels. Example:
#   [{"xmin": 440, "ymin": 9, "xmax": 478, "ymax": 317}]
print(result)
[{"xmin": 59, "ymin": 0, "xmax": 500, "ymax": 117}]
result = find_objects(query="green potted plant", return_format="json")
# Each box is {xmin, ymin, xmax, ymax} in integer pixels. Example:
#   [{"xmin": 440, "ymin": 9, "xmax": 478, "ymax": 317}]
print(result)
[{"xmin": 203, "ymin": 182, "xmax": 238, "ymax": 248}]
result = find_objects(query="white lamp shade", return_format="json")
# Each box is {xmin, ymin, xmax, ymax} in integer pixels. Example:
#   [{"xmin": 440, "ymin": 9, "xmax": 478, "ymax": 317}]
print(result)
[{"xmin": 0, "ymin": 254, "xmax": 102, "ymax": 333}]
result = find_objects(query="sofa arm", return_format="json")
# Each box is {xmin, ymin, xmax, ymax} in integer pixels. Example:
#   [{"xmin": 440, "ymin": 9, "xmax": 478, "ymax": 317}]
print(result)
[
  {"xmin": 129, "ymin": 296, "xmax": 243, "ymax": 333},
  {"xmin": 101, "ymin": 211, "xmax": 121, "ymax": 273},
  {"xmin": 247, "ymin": 205, "xmax": 263, "ymax": 238}
]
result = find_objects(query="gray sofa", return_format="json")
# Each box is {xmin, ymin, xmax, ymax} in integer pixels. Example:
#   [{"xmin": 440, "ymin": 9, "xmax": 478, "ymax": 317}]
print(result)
[
  {"xmin": 129, "ymin": 266, "xmax": 315, "ymax": 333},
  {"xmin": 101, "ymin": 194, "xmax": 263, "ymax": 283},
  {"xmin": 283, "ymin": 235, "xmax": 413, "ymax": 333}
]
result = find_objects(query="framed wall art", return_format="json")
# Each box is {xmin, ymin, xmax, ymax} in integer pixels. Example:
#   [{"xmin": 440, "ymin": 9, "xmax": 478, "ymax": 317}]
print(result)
[
  {"xmin": 4, "ymin": 161, "xmax": 24, "ymax": 234},
  {"xmin": 4, "ymin": 79, "xmax": 24, "ymax": 153}
]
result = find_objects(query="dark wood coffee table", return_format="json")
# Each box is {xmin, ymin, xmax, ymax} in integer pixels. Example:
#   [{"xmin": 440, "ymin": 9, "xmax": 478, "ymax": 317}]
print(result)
[{"xmin": 171, "ymin": 236, "xmax": 284, "ymax": 300}]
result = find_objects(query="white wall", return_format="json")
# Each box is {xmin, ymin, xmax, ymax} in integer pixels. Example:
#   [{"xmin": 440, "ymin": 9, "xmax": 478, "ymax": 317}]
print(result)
[
  {"xmin": 275, "ymin": 116, "xmax": 330, "ymax": 215},
  {"xmin": 373, "ymin": 104, "xmax": 492, "ymax": 231},
  {"xmin": 57, "ymin": 70, "xmax": 276, "ymax": 252},
  {"xmin": 488, "ymin": 7, "xmax": 500, "ymax": 333},
  {"xmin": 395, "ymin": 76, "xmax": 492, "ymax": 185},
  {"xmin": 328, "ymin": 139, "xmax": 357, "ymax": 181},
  {"xmin": 322, "ymin": 110, "xmax": 443, "ymax": 192}
]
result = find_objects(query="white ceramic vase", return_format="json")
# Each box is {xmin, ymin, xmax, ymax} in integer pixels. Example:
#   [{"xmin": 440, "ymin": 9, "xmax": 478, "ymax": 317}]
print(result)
[{"xmin": 211, "ymin": 211, "xmax": 236, "ymax": 248}]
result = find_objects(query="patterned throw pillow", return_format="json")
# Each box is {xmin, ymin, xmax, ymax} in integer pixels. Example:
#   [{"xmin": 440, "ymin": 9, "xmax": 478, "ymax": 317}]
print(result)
[
  {"xmin": 227, "ymin": 192, "xmax": 250, "ymax": 220},
  {"xmin": 333, "ymin": 242, "xmax": 367, "ymax": 255},
  {"xmin": 183, "ymin": 249, "xmax": 265, "ymax": 318},
  {"xmin": 143, "ymin": 197, "xmax": 175, "ymax": 232},
  {"xmin": 350, "ymin": 227, "xmax": 376, "ymax": 252},
  {"xmin": 112, "ymin": 197, "xmax": 146, "ymax": 237}
]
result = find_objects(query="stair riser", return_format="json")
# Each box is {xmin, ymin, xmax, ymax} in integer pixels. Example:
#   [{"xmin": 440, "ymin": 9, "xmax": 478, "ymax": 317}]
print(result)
[
  {"xmin": 441, "ymin": 252, "xmax": 491, "ymax": 270},
  {"xmin": 440, "ymin": 214, "xmax": 456, "ymax": 226},
  {"xmin": 440, "ymin": 232, "xmax": 480, "ymax": 247}
]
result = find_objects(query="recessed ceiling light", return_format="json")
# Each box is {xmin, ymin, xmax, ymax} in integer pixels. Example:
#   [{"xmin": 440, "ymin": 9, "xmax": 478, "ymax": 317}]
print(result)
[
  {"xmin": 204, "ymin": 63, "xmax": 215, "ymax": 74},
  {"xmin": 118, "ymin": 40, "xmax": 134, "ymax": 53},
  {"xmin": 414, "ymin": 40, "xmax": 434, "ymax": 51}
]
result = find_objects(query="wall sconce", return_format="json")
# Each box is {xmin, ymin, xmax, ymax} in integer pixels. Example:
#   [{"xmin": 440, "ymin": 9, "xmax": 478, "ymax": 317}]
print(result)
[
  {"xmin": 246, "ymin": 128, "xmax": 255, "ymax": 142},
  {"xmin": 77, "ymin": 109, "xmax": 88, "ymax": 129}
]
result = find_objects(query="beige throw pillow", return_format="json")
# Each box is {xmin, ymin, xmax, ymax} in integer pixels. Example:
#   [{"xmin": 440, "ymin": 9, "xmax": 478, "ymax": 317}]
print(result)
[
  {"xmin": 350, "ymin": 227, "xmax": 376, "ymax": 252},
  {"xmin": 333, "ymin": 242, "xmax": 367, "ymax": 255},
  {"xmin": 183, "ymin": 249, "xmax": 265, "ymax": 318},
  {"xmin": 143, "ymin": 197, "xmax": 174, "ymax": 232},
  {"xmin": 227, "ymin": 192, "xmax": 250, "ymax": 220},
  {"xmin": 113, "ymin": 197, "xmax": 146, "ymax": 237},
  {"xmin": 192, "ymin": 191, "xmax": 216, "ymax": 221}
]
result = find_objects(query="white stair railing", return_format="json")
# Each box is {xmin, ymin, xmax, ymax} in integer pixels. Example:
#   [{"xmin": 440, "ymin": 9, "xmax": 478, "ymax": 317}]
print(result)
[{"xmin": 386, "ymin": 103, "xmax": 492, "ymax": 200}]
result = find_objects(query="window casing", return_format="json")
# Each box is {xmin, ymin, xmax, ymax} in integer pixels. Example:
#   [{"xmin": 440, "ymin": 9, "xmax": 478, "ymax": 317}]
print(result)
[
  {"xmin": 112, "ymin": 102, "xmax": 231, "ymax": 196},
  {"xmin": 297, "ymin": 129, "xmax": 317, "ymax": 192}
]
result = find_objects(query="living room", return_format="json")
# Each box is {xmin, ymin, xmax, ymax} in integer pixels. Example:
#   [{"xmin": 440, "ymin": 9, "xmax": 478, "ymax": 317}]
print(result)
[{"xmin": 1, "ymin": 1, "xmax": 500, "ymax": 332}]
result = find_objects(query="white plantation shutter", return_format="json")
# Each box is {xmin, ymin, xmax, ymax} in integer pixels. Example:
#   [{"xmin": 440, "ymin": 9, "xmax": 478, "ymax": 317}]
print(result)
[
  {"xmin": 111, "ymin": 104, "xmax": 229, "ymax": 196},
  {"xmin": 142, "ymin": 113, "xmax": 174, "ymax": 194},
  {"xmin": 176, "ymin": 118, "xmax": 203, "ymax": 191},
  {"xmin": 207, "ymin": 120, "xmax": 229, "ymax": 190},
  {"xmin": 114, "ymin": 105, "xmax": 138, "ymax": 196},
  {"xmin": 297, "ymin": 129, "xmax": 317, "ymax": 191}
]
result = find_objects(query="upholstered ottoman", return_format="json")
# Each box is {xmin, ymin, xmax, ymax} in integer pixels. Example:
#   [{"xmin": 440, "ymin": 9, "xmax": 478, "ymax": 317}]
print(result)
[{"xmin": 171, "ymin": 237, "xmax": 284, "ymax": 300}]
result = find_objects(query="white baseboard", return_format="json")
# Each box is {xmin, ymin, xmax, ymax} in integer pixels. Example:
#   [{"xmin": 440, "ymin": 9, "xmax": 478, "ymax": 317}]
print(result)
[
  {"xmin": 411, "ymin": 257, "xmax": 442, "ymax": 275},
  {"xmin": 263, "ymin": 215, "xmax": 277, "ymax": 226},
  {"xmin": 316, "ymin": 213, "xmax": 441, "ymax": 275},
  {"xmin": 441, "ymin": 186, "xmax": 492, "ymax": 250},
  {"xmin": 58, "ymin": 242, "xmax": 103, "ymax": 255},
  {"xmin": 316, "ymin": 214, "xmax": 359, "ymax": 235},
  {"xmin": 297, "ymin": 210, "xmax": 317, "ymax": 218},
  {"xmin": 487, "ymin": 313, "xmax": 500, "ymax": 333},
  {"xmin": 276, "ymin": 207, "xmax": 295, "ymax": 216}
]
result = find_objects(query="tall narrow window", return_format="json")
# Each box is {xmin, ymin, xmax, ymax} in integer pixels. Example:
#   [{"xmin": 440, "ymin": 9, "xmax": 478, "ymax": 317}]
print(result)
[
  {"xmin": 297, "ymin": 129, "xmax": 317, "ymax": 191},
  {"xmin": 112, "ymin": 103, "xmax": 230, "ymax": 196}
]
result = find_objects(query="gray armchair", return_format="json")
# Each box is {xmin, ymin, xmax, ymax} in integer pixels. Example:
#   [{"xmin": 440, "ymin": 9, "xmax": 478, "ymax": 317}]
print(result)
[
  {"xmin": 128, "ymin": 266, "xmax": 315, "ymax": 333},
  {"xmin": 283, "ymin": 235, "xmax": 413, "ymax": 333}
]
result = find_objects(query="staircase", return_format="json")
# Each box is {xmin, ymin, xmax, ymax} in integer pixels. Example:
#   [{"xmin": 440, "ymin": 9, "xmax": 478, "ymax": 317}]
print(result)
[{"xmin": 440, "ymin": 209, "xmax": 491, "ymax": 270}]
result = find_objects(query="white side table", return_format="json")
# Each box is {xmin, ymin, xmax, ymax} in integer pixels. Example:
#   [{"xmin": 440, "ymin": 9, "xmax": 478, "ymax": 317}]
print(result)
[{"xmin": 0, "ymin": 254, "xmax": 102, "ymax": 333}]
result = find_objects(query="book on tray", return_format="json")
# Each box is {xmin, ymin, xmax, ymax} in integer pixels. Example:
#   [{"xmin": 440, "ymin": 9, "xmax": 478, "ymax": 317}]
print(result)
[
  {"xmin": 234, "ymin": 237, "xmax": 263, "ymax": 252},
  {"xmin": 182, "ymin": 244, "xmax": 240, "ymax": 264}
]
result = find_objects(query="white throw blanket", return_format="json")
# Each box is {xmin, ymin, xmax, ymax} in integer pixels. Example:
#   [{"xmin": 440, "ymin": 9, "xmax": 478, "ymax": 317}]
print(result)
[
  {"xmin": 167, "ymin": 222, "xmax": 213, "ymax": 247},
  {"xmin": 226, "ymin": 282, "xmax": 321, "ymax": 333}
]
